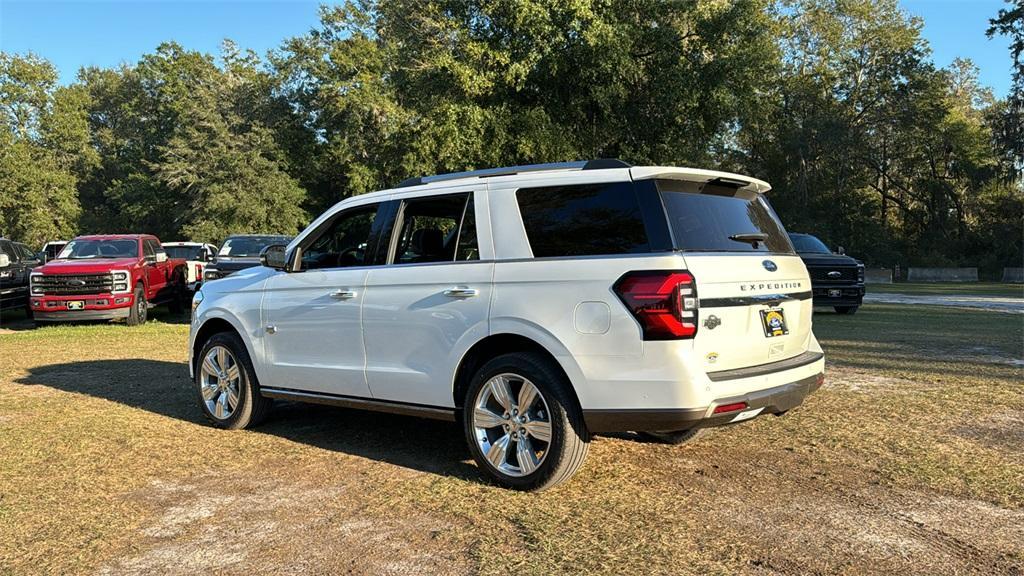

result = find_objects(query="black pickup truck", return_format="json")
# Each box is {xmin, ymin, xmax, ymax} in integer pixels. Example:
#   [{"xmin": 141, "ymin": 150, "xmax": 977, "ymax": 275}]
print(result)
[
  {"xmin": 788, "ymin": 233, "xmax": 865, "ymax": 314},
  {"xmin": 0, "ymin": 238, "xmax": 41, "ymax": 317},
  {"xmin": 202, "ymin": 234, "xmax": 293, "ymax": 285}
]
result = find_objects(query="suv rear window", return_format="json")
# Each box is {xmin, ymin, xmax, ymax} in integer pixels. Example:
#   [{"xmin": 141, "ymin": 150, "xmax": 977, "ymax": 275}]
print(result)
[
  {"xmin": 516, "ymin": 182, "xmax": 650, "ymax": 258},
  {"xmin": 657, "ymin": 179, "xmax": 793, "ymax": 254}
]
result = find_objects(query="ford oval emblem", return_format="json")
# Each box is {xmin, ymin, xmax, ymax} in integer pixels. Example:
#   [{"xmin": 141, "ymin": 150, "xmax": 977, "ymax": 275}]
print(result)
[
  {"xmin": 68, "ymin": 279, "xmax": 86, "ymax": 287},
  {"xmin": 827, "ymin": 271, "xmax": 842, "ymax": 279},
  {"xmin": 762, "ymin": 260, "xmax": 777, "ymax": 272}
]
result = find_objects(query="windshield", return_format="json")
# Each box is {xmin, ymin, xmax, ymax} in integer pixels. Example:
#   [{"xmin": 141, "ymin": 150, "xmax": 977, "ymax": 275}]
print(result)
[
  {"xmin": 165, "ymin": 245, "xmax": 205, "ymax": 260},
  {"xmin": 218, "ymin": 236, "xmax": 291, "ymax": 258},
  {"xmin": 788, "ymin": 234, "xmax": 831, "ymax": 254},
  {"xmin": 657, "ymin": 180, "xmax": 794, "ymax": 253},
  {"xmin": 58, "ymin": 239, "xmax": 139, "ymax": 259}
]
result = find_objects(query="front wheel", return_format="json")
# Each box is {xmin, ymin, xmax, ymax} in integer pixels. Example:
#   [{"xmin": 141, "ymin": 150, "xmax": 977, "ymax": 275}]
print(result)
[
  {"xmin": 835, "ymin": 306, "xmax": 859, "ymax": 315},
  {"xmin": 463, "ymin": 352, "xmax": 589, "ymax": 491},
  {"xmin": 126, "ymin": 284, "xmax": 148, "ymax": 326},
  {"xmin": 195, "ymin": 331, "xmax": 271, "ymax": 429}
]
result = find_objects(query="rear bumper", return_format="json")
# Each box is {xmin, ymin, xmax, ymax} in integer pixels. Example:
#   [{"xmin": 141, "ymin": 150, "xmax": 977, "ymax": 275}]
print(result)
[
  {"xmin": 583, "ymin": 372, "xmax": 824, "ymax": 433},
  {"xmin": 33, "ymin": 307, "xmax": 131, "ymax": 322}
]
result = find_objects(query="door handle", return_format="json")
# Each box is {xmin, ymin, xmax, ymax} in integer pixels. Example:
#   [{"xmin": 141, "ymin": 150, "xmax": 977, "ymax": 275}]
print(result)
[
  {"xmin": 330, "ymin": 289, "xmax": 358, "ymax": 299},
  {"xmin": 443, "ymin": 286, "xmax": 479, "ymax": 298}
]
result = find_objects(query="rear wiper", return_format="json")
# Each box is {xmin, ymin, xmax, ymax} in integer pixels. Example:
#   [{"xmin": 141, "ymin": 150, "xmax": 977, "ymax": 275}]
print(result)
[{"xmin": 728, "ymin": 233, "xmax": 768, "ymax": 248}]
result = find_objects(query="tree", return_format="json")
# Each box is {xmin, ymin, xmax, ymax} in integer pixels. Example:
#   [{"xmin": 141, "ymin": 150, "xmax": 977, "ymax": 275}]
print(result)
[
  {"xmin": 987, "ymin": 0, "xmax": 1024, "ymax": 175},
  {"xmin": 0, "ymin": 53, "xmax": 81, "ymax": 246},
  {"xmin": 275, "ymin": 0, "xmax": 778, "ymax": 212}
]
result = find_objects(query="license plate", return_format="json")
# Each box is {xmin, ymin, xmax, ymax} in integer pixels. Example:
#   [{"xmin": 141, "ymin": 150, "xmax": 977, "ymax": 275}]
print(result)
[
  {"xmin": 730, "ymin": 407, "xmax": 764, "ymax": 423},
  {"xmin": 828, "ymin": 289, "xmax": 841, "ymax": 297},
  {"xmin": 66, "ymin": 301, "xmax": 85, "ymax": 310},
  {"xmin": 760, "ymin": 307, "xmax": 788, "ymax": 337}
]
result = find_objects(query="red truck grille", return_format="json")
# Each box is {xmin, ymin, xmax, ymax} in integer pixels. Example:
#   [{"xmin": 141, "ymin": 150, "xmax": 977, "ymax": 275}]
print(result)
[{"xmin": 33, "ymin": 273, "xmax": 114, "ymax": 296}]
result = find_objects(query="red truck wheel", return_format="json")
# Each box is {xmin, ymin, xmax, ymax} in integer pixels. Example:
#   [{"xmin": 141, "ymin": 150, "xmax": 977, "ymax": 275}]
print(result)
[{"xmin": 127, "ymin": 285, "xmax": 148, "ymax": 326}]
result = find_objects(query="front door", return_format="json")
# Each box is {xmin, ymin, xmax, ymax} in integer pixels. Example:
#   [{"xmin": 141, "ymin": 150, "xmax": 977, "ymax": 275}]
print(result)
[
  {"xmin": 363, "ymin": 191, "xmax": 492, "ymax": 407},
  {"xmin": 261, "ymin": 202, "xmax": 385, "ymax": 397}
]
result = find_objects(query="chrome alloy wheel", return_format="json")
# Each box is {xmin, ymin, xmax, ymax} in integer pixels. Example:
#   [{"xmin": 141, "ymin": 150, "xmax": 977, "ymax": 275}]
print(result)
[
  {"xmin": 472, "ymin": 373, "xmax": 552, "ymax": 477},
  {"xmin": 199, "ymin": 345, "xmax": 241, "ymax": 420}
]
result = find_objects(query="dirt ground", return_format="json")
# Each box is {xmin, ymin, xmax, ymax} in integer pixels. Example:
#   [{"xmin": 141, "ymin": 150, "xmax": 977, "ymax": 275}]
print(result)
[{"xmin": 1, "ymin": 299, "xmax": 1021, "ymax": 575}]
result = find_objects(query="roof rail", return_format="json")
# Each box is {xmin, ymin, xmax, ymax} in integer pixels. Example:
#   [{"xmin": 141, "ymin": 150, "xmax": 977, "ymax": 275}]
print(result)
[{"xmin": 394, "ymin": 159, "xmax": 631, "ymax": 188}]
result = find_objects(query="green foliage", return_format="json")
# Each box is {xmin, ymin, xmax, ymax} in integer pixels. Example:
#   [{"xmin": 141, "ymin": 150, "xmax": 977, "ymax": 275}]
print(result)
[
  {"xmin": 0, "ymin": 1, "xmax": 1019, "ymax": 272},
  {"xmin": 0, "ymin": 54, "xmax": 81, "ymax": 246}
]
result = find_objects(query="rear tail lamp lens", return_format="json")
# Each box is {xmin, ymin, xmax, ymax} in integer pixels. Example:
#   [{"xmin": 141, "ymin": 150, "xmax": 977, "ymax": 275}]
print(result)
[
  {"xmin": 613, "ymin": 271, "xmax": 698, "ymax": 340},
  {"xmin": 713, "ymin": 402, "xmax": 748, "ymax": 414}
]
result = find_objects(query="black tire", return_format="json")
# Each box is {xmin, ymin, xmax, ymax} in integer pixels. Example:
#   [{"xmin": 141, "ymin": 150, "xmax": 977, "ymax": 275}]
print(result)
[
  {"xmin": 194, "ymin": 331, "xmax": 271, "ymax": 430},
  {"xmin": 835, "ymin": 306, "xmax": 859, "ymax": 315},
  {"xmin": 462, "ymin": 352, "xmax": 589, "ymax": 491},
  {"xmin": 126, "ymin": 284, "xmax": 148, "ymax": 326},
  {"xmin": 167, "ymin": 281, "xmax": 186, "ymax": 315},
  {"xmin": 639, "ymin": 428, "xmax": 706, "ymax": 445}
]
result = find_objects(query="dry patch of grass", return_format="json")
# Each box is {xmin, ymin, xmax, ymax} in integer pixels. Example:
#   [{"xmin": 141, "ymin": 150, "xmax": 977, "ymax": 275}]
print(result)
[{"xmin": 1, "ymin": 304, "xmax": 1022, "ymax": 575}]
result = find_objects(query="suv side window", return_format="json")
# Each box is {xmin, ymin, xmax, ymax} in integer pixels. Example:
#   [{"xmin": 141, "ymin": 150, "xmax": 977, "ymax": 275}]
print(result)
[
  {"xmin": 392, "ymin": 193, "xmax": 475, "ymax": 265},
  {"xmin": 301, "ymin": 204, "xmax": 380, "ymax": 270},
  {"xmin": 516, "ymin": 182, "xmax": 650, "ymax": 258}
]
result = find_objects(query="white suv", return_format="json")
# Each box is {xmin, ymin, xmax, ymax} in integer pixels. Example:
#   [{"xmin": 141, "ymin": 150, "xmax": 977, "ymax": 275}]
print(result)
[{"xmin": 189, "ymin": 160, "xmax": 824, "ymax": 491}]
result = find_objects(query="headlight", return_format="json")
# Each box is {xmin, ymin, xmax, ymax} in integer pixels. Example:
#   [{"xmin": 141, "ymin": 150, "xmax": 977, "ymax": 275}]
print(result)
[
  {"xmin": 203, "ymin": 270, "xmax": 219, "ymax": 281},
  {"xmin": 191, "ymin": 290, "xmax": 204, "ymax": 321},
  {"xmin": 111, "ymin": 270, "xmax": 131, "ymax": 293},
  {"xmin": 29, "ymin": 273, "xmax": 43, "ymax": 294}
]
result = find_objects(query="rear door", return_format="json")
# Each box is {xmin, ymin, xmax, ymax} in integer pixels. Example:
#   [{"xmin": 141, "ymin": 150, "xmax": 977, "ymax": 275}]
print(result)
[
  {"xmin": 648, "ymin": 178, "xmax": 812, "ymax": 375},
  {"xmin": 362, "ymin": 189, "xmax": 492, "ymax": 407}
]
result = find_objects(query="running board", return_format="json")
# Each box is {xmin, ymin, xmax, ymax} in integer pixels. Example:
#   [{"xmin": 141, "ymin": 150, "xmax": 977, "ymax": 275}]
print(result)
[{"xmin": 260, "ymin": 387, "xmax": 457, "ymax": 422}]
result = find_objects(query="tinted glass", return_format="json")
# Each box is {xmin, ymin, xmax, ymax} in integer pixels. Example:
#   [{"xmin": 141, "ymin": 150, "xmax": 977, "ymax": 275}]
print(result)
[
  {"xmin": 456, "ymin": 196, "xmax": 479, "ymax": 261},
  {"xmin": 658, "ymin": 180, "xmax": 793, "ymax": 254},
  {"xmin": 59, "ymin": 239, "xmax": 139, "ymax": 259},
  {"xmin": 164, "ymin": 245, "xmax": 204, "ymax": 260},
  {"xmin": 218, "ymin": 236, "xmax": 292, "ymax": 258},
  {"xmin": 302, "ymin": 205, "xmax": 379, "ymax": 269},
  {"xmin": 16, "ymin": 244, "xmax": 34, "ymax": 260},
  {"xmin": 45, "ymin": 243, "xmax": 66, "ymax": 259},
  {"xmin": 788, "ymin": 234, "xmax": 830, "ymax": 254},
  {"xmin": 516, "ymin": 182, "xmax": 650, "ymax": 258},
  {"xmin": 143, "ymin": 240, "xmax": 156, "ymax": 257},
  {"xmin": 393, "ymin": 194, "xmax": 470, "ymax": 264}
]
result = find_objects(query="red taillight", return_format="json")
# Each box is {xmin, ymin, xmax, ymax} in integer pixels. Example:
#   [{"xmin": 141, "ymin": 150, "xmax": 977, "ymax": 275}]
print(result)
[
  {"xmin": 195, "ymin": 264, "xmax": 203, "ymax": 277},
  {"xmin": 713, "ymin": 402, "xmax": 748, "ymax": 414},
  {"xmin": 613, "ymin": 270, "xmax": 698, "ymax": 340}
]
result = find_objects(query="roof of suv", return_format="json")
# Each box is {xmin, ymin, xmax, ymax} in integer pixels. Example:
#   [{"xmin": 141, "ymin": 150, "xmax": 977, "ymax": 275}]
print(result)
[
  {"xmin": 380, "ymin": 160, "xmax": 771, "ymax": 198},
  {"xmin": 73, "ymin": 234, "xmax": 153, "ymax": 240}
]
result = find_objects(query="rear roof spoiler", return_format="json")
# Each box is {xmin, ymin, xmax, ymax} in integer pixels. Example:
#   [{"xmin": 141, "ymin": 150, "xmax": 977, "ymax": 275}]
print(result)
[{"xmin": 629, "ymin": 166, "xmax": 771, "ymax": 194}]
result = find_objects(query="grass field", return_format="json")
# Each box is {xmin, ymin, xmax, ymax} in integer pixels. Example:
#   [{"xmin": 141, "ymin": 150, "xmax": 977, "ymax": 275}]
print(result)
[
  {"xmin": 868, "ymin": 282, "xmax": 1024, "ymax": 298},
  {"xmin": 1, "ymin": 295, "xmax": 1022, "ymax": 575}
]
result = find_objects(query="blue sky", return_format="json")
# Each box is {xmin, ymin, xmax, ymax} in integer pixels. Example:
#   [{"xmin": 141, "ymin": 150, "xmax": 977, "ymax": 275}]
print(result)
[{"xmin": 0, "ymin": 0, "xmax": 1015, "ymax": 97}]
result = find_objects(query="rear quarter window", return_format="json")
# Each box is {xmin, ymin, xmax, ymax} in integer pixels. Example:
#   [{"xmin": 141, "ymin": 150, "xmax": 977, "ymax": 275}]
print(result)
[{"xmin": 516, "ymin": 182, "xmax": 651, "ymax": 258}]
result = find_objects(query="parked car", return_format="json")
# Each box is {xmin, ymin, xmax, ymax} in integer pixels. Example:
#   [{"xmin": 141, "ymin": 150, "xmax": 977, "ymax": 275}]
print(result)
[
  {"xmin": 40, "ymin": 241, "xmax": 68, "ymax": 263},
  {"xmin": 163, "ymin": 241, "xmax": 217, "ymax": 291},
  {"xmin": 788, "ymin": 233, "xmax": 865, "ymax": 314},
  {"xmin": 201, "ymin": 235, "xmax": 292, "ymax": 284},
  {"xmin": 0, "ymin": 238, "xmax": 41, "ymax": 317},
  {"xmin": 30, "ymin": 234, "xmax": 188, "ymax": 325},
  {"xmin": 189, "ymin": 160, "xmax": 825, "ymax": 491}
]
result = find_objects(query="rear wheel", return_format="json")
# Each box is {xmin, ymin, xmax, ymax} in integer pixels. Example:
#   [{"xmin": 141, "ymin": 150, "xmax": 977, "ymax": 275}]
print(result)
[
  {"xmin": 463, "ymin": 352, "xmax": 589, "ymax": 491},
  {"xmin": 195, "ymin": 331, "xmax": 271, "ymax": 429},
  {"xmin": 126, "ymin": 284, "xmax": 147, "ymax": 326},
  {"xmin": 640, "ymin": 428, "xmax": 706, "ymax": 445},
  {"xmin": 834, "ymin": 306, "xmax": 858, "ymax": 315}
]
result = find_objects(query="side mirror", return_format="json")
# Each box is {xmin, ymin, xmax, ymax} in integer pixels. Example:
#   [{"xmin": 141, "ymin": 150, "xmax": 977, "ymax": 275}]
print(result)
[
  {"xmin": 0, "ymin": 254, "xmax": 9, "ymax": 268},
  {"xmin": 156, "ymin": 252, "xmax": 168, "ymax": 263},
  {"xmin": 204, "ymin": 248, "xmax": 215, "ymax": 262},
  {"xmin": 836, "ymin": 246, "xmax": 845, "ymax": 255},
  {"xmin": 36, "ymin": 251, "xmax": 46, "ymax": 263},
  {"xmin": 260, "ymin": 244, "xmax": 288, "ymax": 271}
]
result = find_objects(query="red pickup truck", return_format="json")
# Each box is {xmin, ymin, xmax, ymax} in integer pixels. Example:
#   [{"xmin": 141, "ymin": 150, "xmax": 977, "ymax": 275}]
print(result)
[{"xmin": 29, "ymin": 234, "xmax": 188, "ymax": 325}]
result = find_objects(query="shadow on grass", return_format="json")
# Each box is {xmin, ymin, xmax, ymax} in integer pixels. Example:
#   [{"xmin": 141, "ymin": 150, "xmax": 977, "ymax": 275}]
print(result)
[{"xmin": 15, "ymin": 358, "xmax": 481, "ymax": 482}]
